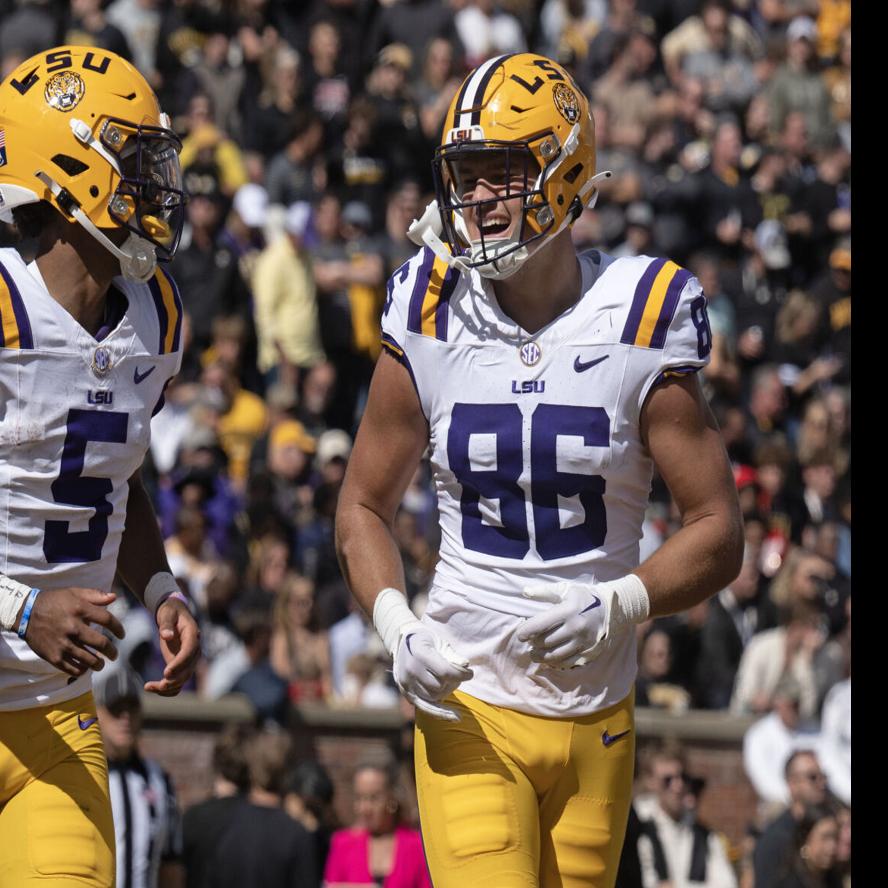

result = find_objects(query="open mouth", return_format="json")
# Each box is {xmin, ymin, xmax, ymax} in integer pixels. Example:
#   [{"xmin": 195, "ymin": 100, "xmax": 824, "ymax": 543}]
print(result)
[{"xmin": 480, "ymin": 218, "xmax": 511, "ymax": 238}]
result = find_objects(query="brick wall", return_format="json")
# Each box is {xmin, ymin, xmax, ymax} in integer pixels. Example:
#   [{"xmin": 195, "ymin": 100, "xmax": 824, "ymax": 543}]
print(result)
[{"xmin": 141, "ymin": 697, "xmax": 760, "ymax": 848}]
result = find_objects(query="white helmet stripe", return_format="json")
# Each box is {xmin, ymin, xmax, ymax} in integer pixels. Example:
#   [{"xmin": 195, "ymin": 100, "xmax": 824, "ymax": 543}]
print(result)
[{"xmin": 456, "ymin": 55, "xmax": 510, "ymax": 131}]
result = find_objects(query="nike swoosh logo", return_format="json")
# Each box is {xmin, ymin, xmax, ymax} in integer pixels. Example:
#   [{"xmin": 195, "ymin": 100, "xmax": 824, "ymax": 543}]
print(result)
[
  {"xmin": 602, "ymin": 728, "xmax": 631, "ymax": 747},
  {"xmin": 133, "ymin": 365, "xmax": 156, "ymax": 384},
  {"xmin": 579, "ymin": 596, "xmax": 601, "ymax": 614},
  {"xmin": 78, "ymin": 715, "xmax": 98, "ymax": 730},
  {"xmin": 574, "ymin": 355, "xmax": 609, "ymax": 373}
]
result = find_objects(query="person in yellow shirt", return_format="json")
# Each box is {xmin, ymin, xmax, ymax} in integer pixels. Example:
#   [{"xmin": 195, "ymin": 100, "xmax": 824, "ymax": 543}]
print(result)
[{"xmin": 251, "ymin": 202, "xmax": 326, "ymax": 385}]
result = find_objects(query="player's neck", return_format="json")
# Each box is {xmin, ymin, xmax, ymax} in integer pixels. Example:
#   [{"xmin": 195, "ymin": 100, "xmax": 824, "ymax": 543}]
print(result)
[
  {"xmin": 34, "ymin": 220, "xmax": 121, "ymax": 336},
  {"xmin": 492, "ymin": 231, "xmax": 582, "ymax": 335}
]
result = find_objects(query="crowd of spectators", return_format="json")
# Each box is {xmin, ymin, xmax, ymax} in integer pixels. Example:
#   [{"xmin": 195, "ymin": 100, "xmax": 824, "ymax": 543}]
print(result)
[{"xmin": 0, "ymin": 0, "xmax": 850, "ymax": 884}]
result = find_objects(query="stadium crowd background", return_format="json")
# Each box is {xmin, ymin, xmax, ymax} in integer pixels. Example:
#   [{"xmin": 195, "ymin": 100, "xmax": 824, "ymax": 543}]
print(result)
[{"xmin": 0, "ymin": 0, "xmax": 850, "ymax": 885}]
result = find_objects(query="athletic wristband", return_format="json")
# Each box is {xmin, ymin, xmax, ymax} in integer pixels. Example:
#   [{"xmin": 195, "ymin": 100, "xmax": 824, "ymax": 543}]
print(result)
[
  {"xmin": 372, "ymin": 587, "xmax": 421, "ymax": 657},
  {"xmin": 610, "ymin": 573, "xmax": 651, "ymax": 627},
  {"xmin": 16, "ymin": 587, "xmax": 41, "ymax": 639},
  {"xmin": 0, "ymin": 574, "xmax": 34, "ymax": 630},
  {"xmin": 144, "ymin": 572, "xmax": 182, "ymax": 615}
]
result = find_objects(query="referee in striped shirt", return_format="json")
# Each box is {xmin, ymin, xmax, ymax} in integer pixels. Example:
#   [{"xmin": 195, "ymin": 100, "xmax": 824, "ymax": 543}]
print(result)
[{"xmin": 96, "ymin": 668, "xmax": 185, "ymax": 888}]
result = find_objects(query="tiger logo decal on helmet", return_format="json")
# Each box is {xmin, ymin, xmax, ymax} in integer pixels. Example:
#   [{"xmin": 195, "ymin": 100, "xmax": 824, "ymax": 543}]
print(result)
[
  {"xmin": 44, "ymin": 71, "xmax": 86, "ymax": 112},
  {"xmin": 408, "ymin": 53, "xmax": 611, "ymax": 280},
  {"xmin": 0, "ymin": 46, "xmax": 186, "ymax": 282}
]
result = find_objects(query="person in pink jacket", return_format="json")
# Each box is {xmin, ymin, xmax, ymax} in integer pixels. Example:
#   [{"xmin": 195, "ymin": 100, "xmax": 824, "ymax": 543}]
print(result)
[{"xmin": 324, "ymin": 758, "xmax": 432, "ymax": 888}]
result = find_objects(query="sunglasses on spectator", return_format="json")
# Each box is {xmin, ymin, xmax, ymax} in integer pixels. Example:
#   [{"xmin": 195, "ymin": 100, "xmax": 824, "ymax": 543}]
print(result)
[{"xmin": 660, "ymin": 772, "xmax": 687, "ymax": 787}]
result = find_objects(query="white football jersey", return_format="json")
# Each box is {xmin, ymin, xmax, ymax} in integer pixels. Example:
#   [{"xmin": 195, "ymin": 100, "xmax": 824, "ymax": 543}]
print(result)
[
  {"xmin": 381, "ymin": 246, "xmax": 712, "ymax": 716},
  {"xmin": 0, "ymin": 248, "xmax": 183, "ymax": 710}
]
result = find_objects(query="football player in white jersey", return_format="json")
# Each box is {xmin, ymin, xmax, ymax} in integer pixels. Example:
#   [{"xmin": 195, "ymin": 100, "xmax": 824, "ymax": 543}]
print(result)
[
  {"xmin": 0, "ymin": 47, "xmax": 200, "ymax": 885},
  {"xmin": 336, "ymin": 53, "xmax": 744, "ymax": 887}
]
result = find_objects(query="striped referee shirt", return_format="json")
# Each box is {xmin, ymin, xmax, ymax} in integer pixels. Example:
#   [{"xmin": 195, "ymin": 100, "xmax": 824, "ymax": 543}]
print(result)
[{"xmin": 108, "ymin": 755, "xmax": 183, "ymax": 888}]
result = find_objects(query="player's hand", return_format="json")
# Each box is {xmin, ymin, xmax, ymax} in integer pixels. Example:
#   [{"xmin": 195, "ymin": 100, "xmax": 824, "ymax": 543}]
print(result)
[
  {"xmin": 518, "ymin": 582, "xmax": 613, "ymax": 670},
  {"xmin": 145, "ymin": 597, "xmax": 200, "ymax": 696},
  {"xmin": 393, "ymin": 621, "xmax": 473, "ymax": 722},
  {"xmin": 19, "ymin": 587, "xmax": 125, "ymax": 677}
]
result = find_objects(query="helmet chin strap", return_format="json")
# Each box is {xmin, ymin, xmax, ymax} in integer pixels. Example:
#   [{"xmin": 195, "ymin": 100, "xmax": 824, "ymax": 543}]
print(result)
[{"xmin": 36, "ymin": 171, "xmax": 157, "ymax": 282}]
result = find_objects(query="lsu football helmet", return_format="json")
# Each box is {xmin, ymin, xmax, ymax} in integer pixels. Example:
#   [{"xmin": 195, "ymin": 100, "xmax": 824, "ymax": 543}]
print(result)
[
  {"xmin": 408, "ymin": 53, "xmax": 610, "ymax": 280},
  {"xmin": 0, "ymin": 46, "xmax": 185, "ymax": 282}
]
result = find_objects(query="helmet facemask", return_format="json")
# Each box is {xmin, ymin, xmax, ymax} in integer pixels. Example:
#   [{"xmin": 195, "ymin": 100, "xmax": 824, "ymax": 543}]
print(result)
[
  {"xmin": 433, "ymin": 140, "xmax": 548, "ymax": 280},
  {"xmin": 104, "ymin": 117, "xmax": 186, "ymax": 263}
]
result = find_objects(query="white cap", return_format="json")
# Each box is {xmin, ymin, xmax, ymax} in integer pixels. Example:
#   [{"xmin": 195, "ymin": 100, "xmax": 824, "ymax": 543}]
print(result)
[
  {"xmin": 787, "ymin": 16, "xmax": 817, "ymax": 43},
  {"xmin": 233, "ymin": 183, "xmax": 269, "ymax": 228},
  {"xmin": 285, "ymin": 201, "xmax": 312, "ymax": 237},
  {"xmin": 316, "ymin": 429, "xmax": 353, "ymax": 465},
  {"xmin": 754, "ymin": 220, "xmax": 791, "ymax": 270}
]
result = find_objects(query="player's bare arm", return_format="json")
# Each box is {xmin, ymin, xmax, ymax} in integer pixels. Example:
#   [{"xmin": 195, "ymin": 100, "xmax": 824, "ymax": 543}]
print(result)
[
  {"xmin": 117, "ymin": 467, "xmax": 201, "ymax": 696},
  {"xmin": 336, "ymin": 352, "xmax": 473, "ymax": 719},
  {"xmin": 335, "ymin": 352, "xmax": 428, "ymax": 610},
  {"xmin": 636, "ymin": 372, "xmax": 744, "ymax": 614}
]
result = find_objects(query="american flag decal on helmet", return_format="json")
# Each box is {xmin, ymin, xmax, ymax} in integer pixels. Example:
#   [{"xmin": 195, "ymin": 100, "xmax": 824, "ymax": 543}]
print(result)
[{"xmin": 0, "ymin": 130, "xmax": 7, "ymax": 167}]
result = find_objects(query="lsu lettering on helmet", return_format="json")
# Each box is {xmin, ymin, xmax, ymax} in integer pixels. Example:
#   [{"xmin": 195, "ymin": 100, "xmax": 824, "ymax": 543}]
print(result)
[
  {"xmin": 408, "ymin": 53, "xmax": 610, "ymax": 280},
  {"xmin": 0, "ymin": 46, "xmax": 185, "ymax": 281}
]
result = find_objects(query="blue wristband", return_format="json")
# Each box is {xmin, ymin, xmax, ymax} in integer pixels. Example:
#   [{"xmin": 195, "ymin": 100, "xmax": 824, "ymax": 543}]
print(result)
[{"xmin": 17, "ymin": 587, "xmax": 40, "ymax": 639}]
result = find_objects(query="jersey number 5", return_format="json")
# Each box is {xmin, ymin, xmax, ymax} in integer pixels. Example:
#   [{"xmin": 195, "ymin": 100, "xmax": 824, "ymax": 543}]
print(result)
[
  {"xmin": 44, "ymin": 409, "xmax": 128, "ymax": 563},
  {"xmin": 447, "ymin": 403, "xmax": 609, "ymax": 561}
]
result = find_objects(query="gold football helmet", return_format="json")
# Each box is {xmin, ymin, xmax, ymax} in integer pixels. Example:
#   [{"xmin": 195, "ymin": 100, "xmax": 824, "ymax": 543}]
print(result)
[
  {"xmin": 408, "ymin": 53, "xmax": 610, "ymax": 280},
  {"xmin": 0, "ymin": 46, "xmax": 185, "ymax": 281}
]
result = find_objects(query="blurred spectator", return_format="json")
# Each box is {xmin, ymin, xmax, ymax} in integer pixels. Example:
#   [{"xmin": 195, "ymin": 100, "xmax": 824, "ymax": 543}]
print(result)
[
  {"xmin": 244, "ymin": 44, "xmax": 307, "ymax": 160},
  {"xmin": 742, "ymin": 675, "xmax": 821, "ymax": 809},
  {"xmin": 696, "ymin": 550, "xmax": 776, "ymax": 709},
  {"xmin": 195, "ymin": 562, "xmax": 244, "ymax": 698},
  {"xmin": 205, "ymin": 358, "xmax": 269, "ymax": 491},
  {"xmin": 324, "ymin": 757, "xmax": 431, "ymax": 887},
  {"xmin": 303, "ymin": 19, "xmax": 352, "ymax": 135},
  {"xmin": 594, "ymin": 27, "xmax": 661, "ymax": 154},
  {"xmin": 0, "ymin": 0, "xmax": 58, "ymax": 62},
  {"xmin": 612, "ymin": 201, "xmax": 654, "ymax": 258},
  {"xmin": 660, "ymin": 0, "xmax": 762, "ymax": 86},
  {"xmin": 810, "ymin": 241, "xmax": 851, "ymax": 387},
  {"xmin": 270, "ymin": 571, "xmax": 333, "ymax": 703},
  {"xmin": 382, "ymin": 180, "xmax": 424, "ymax": 275},
  {"xmin": 203, "ymin": 730, "xmax": 320, "ymax": 887},
  {"xmin": 283, "ymin": 761, "xmax": 339, "ymax": 879},
  {"xmin": 229, "ymin": 611, "xmax": 290, "ymax": 725},
  {"xmin": 367, "ymin": 0, "xmax": 463, "ymax": 80},
  {"xmin": 328, "ymin": 602, "xmax": 378, "ymax": 700},
  {"xmin": 637, "ymin": 744, "xmax": 737, "ymax": 887},
  {"xmin": 252, "ymin": 201, "xmax": 326, "ymax": 382},
  {"xmin": 222, "ymin": 183, "xmax": 270, "ymax": 288},
  {"xmin": 165, "ymin": 504, "xmax": 217, "ymax": 611},
  {"xmin": 731, "ymin": 597, "xmax": 828, "ymax": 721},
  {"xmin": 582, "ymin": 0, "xmax": 654, "ymax": 84},
  {"xmin": 266, "ymin": 110, "xmax": 327, "ymax": 206},
  {"xmin": 183, "ymin": 723, "xmax": 255, "ymax": 888},
  {"xmin": 191, "ymin": 32, "xmax": 246, "ymax": 139},
  {"xmin": 240, "ymin": 531, "xmax": 294, "ymax": 617},
  {"xmin": 455, "ymin": 0, "xmax": 527, "ymax": 69},
  {"xmin": 65, "ymin": 0, "xmax": 133, "ymax": 59},
  {"xmin": 170, "ymin": 169, "xmax": 249, "ymax": 354},
  {"xmin": 635, "ymin": 627, "xmax": 690, "ymax": 713},
  {"xmin": 772, "ymin": 804, "xmax": 843, "ymax": 888},
  {"xmin": 820, "ymin": 27, "xmax": 850, "ymax": 151},
  {"xmin": 817, "ymin": 677, "xmax": 850, "ymax": 806},
  {"xmin": 672, "ymin": 0, "xmax": 760, "ymax": 114},
  {"xmin": 415, "ymin": 37, "xmax": 462, "ymax": 145},
  {"xmin": 767, "ymin": 17, "xmax": 835, "ymax": 151},
  {"xmin": 95, "ymin": 667, "xmax": 185, "ymax": 888},
  {"xmin": 178, "ymin": 93, "xmax": 249, "ymax": 197}
]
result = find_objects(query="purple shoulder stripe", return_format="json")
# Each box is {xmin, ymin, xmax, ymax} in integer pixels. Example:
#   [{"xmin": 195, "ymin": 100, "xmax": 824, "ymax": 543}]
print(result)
[
  {"xmin": 621, "ymin": 257, "xmax": 666, "ymax": 345},
  {"xmin": 649, "ymin": 268, "xmax": 692, "ymax": 350},
  {"xmin": 0, "ymin": 260, "xmax": 34, "ymax": 349},
  {"xmin": 407, "ymin": 248, "xmax": 435, "ymax": 334}
]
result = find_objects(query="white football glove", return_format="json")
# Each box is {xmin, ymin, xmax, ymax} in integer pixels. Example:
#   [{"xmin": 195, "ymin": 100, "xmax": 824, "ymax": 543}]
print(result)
[
  {"xmin": 516, "ymin": 575, "xmax": 650, "ymax": 670},
  {"xmin": 373, "ymin": 588, "xmax": 473, "ymax": 722}
]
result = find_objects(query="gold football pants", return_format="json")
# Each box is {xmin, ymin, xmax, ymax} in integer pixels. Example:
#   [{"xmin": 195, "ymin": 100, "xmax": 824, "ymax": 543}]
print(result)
[
  {"xmin": 0, "ymin": 691, "xmax": 115, "ymax": 887},
  {"xmin": 415, "ymin": 689, "xmax": 635, "ymax": 888}
]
